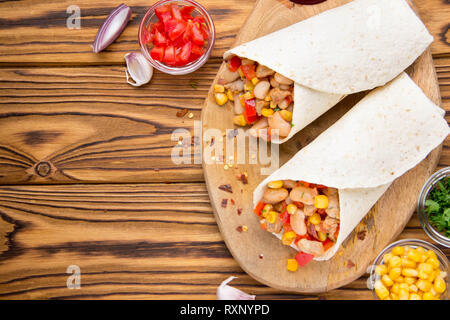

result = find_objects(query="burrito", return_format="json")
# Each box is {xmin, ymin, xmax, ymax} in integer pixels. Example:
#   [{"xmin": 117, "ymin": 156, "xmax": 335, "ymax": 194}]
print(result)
[
  {"xmin": 253, "ymin": 73, "xmax": 449, "ymax": 264},
  {"xmin": 217, "ymin": 0, "xmax": 433, "ymax": 143}
]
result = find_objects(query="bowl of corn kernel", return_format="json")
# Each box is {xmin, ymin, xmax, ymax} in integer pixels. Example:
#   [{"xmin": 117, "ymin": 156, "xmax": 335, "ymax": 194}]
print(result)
[{"xmin": 369, "ymin": 239, "xmax": 449, "ymax": 300}]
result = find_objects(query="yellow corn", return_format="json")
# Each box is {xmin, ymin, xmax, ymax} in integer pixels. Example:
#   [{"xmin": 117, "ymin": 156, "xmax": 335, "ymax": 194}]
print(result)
[
  {"xmin": 409, "ymin": 284, "xmax": 418, "ymax": 293},
  {"xmin": 418, "ymin": 270, "xmax": 429, "ymax": 280},
  {"xmin": 392, "ymin": 246, "xmax": 405, "ymax": 256},
  {"xmin": 409, "ymin": 293, "xmax": 421, "ymax": 300},
  {"xmin": 270, "ymin": 101, "xmax": 277, "ymax": 109},
  {"xmin": 401, "ymin": 258, "xmax": 416, "ymax": 269},
  {"xmin": 244, "ymin": 81, "xmax": 254, "ymax": 92},
  {"xmin": 404, "ymin": 277, "xmax": 415, "ymax": 285},
  {"xmin": 317, "ymin": 231, "xmax": 328, "ymax": 242},
  {"xmin": 261, "ymin": 108, "xmax": 274, "ymax": 117},
  {"xmin": 427, "ymin": 270, "xmax": 437, "ymax": 283},
  {"xmin": 391, "ymin": 283, "xmax": 399, "ymax": 294},
  {"xmin": 215, "ymin": 92, "xmax": 228, "ymax": 106},
  {"xmin": 416, "ymin": 279, "xmax": 432, "ymax": 292},
  {"xmin": 264, "ymin": 95, "xmax": 272, "ymax": 102},
  {"xmin": 238, "ymin": 67, "xmax": 245, "ymax": 79},
  {"xmin": 425, "ymin": 250, "xmax": 437, "ymax": 260},
  {"xmin": 426, "ymin": 257, "xmax": 440, "ymax": 269},
  {"xmin": 402, "ymin": 268, "xmax": 418, "ymax": 278},
  {"xmin": 282, "ymin": 231, "xmax": 297, "ymax": 246},
  {"xmin": 381, "ymin": 274, "xmax": 394, "ymax": 287},
  {"xmin": 308, "ymin": 213, "xmax": 322, "ymax": 225},
  {"xmin": 280, "ymin": 110, "xmax": 293, "ymax": 122},
  {"xmin": 388, "ymin": 256, "xmax": 402, "ymax": 269},
  {"xmin": 418, "ymin": 263, "xmax": 434, "ymax": 274},
  {"xmin": 233, "ymin": 114, "xmax": 247, "ymax": 127},
  {"xmin": 394, "ymin": 276, "xmax": 404, "ymax": 283},
  {"xmin": 268, "ymin": 180, "xmax": 283, "ymax": 189},
  {"xmin": 398, "ymin": 288, "xmax": 409, "ymax": 300},
  {"xmin": 422, "ymin": 292, "xmax": 436, "ymax": 300},
  {"xmin": 390, "ymin": 292, "xmax": 399, "ymax": 300},
  {"xmin": 251, "ymin": 77, "xmax": 260, "ymax": 85},
  {"xmin": 266, "ymin": 211, "xmax": 278, "ymax": 224},
  {"xmin": 287, "ymin": 259, "xmax": 298, "ymax": 272},
  {"xmin": 375, "ymin": 265, "xmax": 388, "ymax": 276},
  {"xmin": 243, "ymin": 91, "xmax": 254, "ymax": 100},
  {"xmin": 286, "ymin": 204, "xmax": 298, "ymax": 215},
  {"xmin": 434, "ymin": 277, "xmax": 446, "ymax": 294},
  {"xmin": 383, "ymin": 253, "xmax": 393, "ymax": 264},
  {"xmin": 399, "ymin": 283, "xmax": 409, "ymax": 291},
  {"xmin": 261, "ymin": 204, "xmax": 273, "ymax": 218},
  {"xmin": 214, "ymin": 84, "xmax": 225, "ymax": 93},
  {"xmin": 407, "ymin": 249, "xmax": 422, "ymax": 263},
  {"xmin": 226, "ymin": 89, "xmax": 234, "ymax": 101},
  {"xmin": 238, "ymin": 94, "xmax": 246, "ymax": 107},
  {"xmin": 416, "ymin": 246, "xmax": 426, "ymax": 254},
  {"xmin": 374, "ymin": 280, "xmax": 389, "ymax": 300},
  {"xmin": 314, "ymin": 195, "xmax": 329, "ymax": 209},
  {"xmin": 389, "ymin": 267, "xmax": 402, "ymax": 280}
]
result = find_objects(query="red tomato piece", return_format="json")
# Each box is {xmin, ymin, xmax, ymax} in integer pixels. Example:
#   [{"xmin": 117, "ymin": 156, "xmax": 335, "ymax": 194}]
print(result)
[
  {"xmin": 281, "ymin": 210, "xmax": 290, "ymax": 224},
  {"xmin": 190, "ymin": 22, "xmax": 205, "ymax": 45},
  {"xmin": 142, "ymin": 28, "xmax": 153, "ymax": 44},
  {"xmin": 176, "ymin": 41, "xmax": 192, "ymax": 65},
  {"xmin": 150, "ymin": 46, "xmax": 165, "ymax": 61},
  {"xmin": 190, "ymin": 44, "xmax": 204, "ymax": 61},
  {"xmin": 243, "ymin": 99, "xmax": 259, "ymax": 124},
  {"xmin": 193, "ymin": 16, "xmax": 205, "ymax": 24},
  {"xmin": 180, "ymin": 5, "xmax": 195, "ymax": 18},
  {"xmin": 163, "ymin": 45, "xmax": 176, "ymax": 65},
  {"xmin": 295, "ymin": 252, "xmax": 314, "ymax": 267},
  {"xmin": 240, "ymin": 64, "xmax": 256, "ymax": 80},
  {"xmin": 170, "ymin": 3, "xmax": 183, "ymax": 20},
  {"xmin": 228, "ymin": 56, "xmax": 241, "ymax": 72},
  {"xmin": 153, "ymin": 29, "xmax": 167, "ymax": 46},
  {"xmin": 254, "ymin": 201, "xmax": 265, "ymax": 216},
  {"xmin": 164, "ymin": 19, "xmax": 187, "ymax": 41},
  {"xmin": 155, "ymin": 5, "xmax": 172, "ymax": 23}
]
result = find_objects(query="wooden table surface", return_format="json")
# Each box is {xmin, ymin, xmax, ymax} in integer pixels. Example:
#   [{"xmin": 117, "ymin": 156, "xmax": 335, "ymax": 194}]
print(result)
[{"xmin": 0, "ymin": 0, "xmax": 449, "ymax": 300}]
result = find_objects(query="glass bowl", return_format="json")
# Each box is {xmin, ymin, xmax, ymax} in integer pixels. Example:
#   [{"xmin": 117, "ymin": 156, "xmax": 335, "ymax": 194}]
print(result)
[
  {"xmin": 368, "ymin": 239, "xmax": 449, "ymax": 300},
  {"xmin": 417, "ymin": 167, "xmax": 450, "ymax": 248},
  {"xmin": 138, "ymin": 0, "xmax": 215, "ymax": 75}
]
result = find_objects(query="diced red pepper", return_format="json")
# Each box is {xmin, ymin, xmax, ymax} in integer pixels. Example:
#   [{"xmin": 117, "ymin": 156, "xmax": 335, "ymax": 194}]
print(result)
[
  {"xmin": 240, "ymin": 64, "xmax": 256, "ymax": 80},
  {"xmin": 150, "ymin": 46, "xmax": 165, "ymax": 61},
  {"xmin": 228, "ymin": 56, "xmax": 242, "ymax": 72},
  {"xmin": 243, "ymin": 99, "xmax": 259, "ymax": 124},
  {"xmin": 281, "ymin": 210, "xmax": 290, "ymax": 224},
  {"xmin": 254, "ymin": 201, "xmax": 265, "ymax": 216},
  {"xmin": 295, "ymin": 251, "xmax": 314, "ymax": 267},
  {"xmin": 322, "ymin": 239, "xmax": 334, "ymax": 252}
]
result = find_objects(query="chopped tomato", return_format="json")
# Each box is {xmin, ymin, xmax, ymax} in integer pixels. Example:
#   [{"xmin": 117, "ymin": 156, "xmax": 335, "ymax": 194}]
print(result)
[
  {"xmin": 153, "ymin": 29, "xmax": 167, "ymax": 46},
  {"xmin": 164, "ymin": 19, "xmax": 187, "ymax": 41},
  {"xmin": 190, "ymin": 22, "xmax": 205, "ymax": 45},
  {"xmin": 243, "ymin": 99, "xmax": 259, "ymax": 124},
  {"xmin": 229, "ymin": 56, "xmax": 242, "ymax": 72},
  {"xmin": 281, "ymin": 210, "xmax": 290, "ymax": 224},
  {"xmin": 155, "ymin": 5, "xmax": 172, "ymax": 23},
  {"xmin": 322, "ymin": 239, "xmax": 334, "ymax": 252},
  {"xmin": 295, "ymin": 251, "xmax": 314, "ymax": 267},
  {"xmin": 193, "ymin": 16, "xmax": 205, "ymax": 24},
  {"xmin": 181, "ymin": 6, "xmax": 195, "ymax": 18},
  {"xmin": 190, "ymin": 44, "xmax": 204, "ymax": 61},
  {"xmin": 254, "ymin": 201, "xmax": 265, "ymax": 216},
  {"xmin": 170, "ymin": 3, "xmax": 183, "ymax": 20},
  {"xmin": 163, "ymin": 45, "xmax": 176, "ymax": 65},
  {"xmin": 176, "ymin": 41, "xmax": 192, "ymax": 65},
  {"xmin": 150, "ymin": 46, "xmax": 165, "ymax": 61},
  {"xmin": 240, "ymin": 64, "xmax": 256, "ymax": 80},
  {"xmin": 142, "ymin": 28, "xmax": 153, "ymax": 44}
]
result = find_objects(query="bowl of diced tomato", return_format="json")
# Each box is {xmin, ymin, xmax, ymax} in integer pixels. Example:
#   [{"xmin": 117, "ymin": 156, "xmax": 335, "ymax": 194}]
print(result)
[{"xmin": 139, "ymin": 0, "xmax": 215, "ymax": 75}]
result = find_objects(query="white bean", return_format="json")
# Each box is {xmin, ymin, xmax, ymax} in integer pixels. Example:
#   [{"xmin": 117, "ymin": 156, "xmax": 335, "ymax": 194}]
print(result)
[
  {"xmin": 262, "ymin": 188, "xmax": 289, "ymax": 204},
  {"xmin": 274, "ymin": 72, "xmax": 293, "ymax": 85},
  {"xmin": 222, "ymin": 68, "xmax": 240, "ymax": 83},
  {"xmin": 253, "ymin": 81, "xmax": 270, "ymax": 99},
  {"xmin": 268, "ymin": 111, "xmax": 292, "ymax": 138}
]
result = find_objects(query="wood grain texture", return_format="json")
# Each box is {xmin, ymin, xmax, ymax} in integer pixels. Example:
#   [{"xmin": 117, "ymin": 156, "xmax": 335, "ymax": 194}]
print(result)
[
  {"xmin": 0, "ymin": 183, "xmax": 447, "ymax": 299},
  {"xmin": 202, "ymin": 0, "xmax": 444, "ymax": 293}
]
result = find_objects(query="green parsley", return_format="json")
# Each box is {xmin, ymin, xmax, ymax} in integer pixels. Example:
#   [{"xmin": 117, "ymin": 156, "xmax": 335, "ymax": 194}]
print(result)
[{"xmin": 424, "ymin": 177, "xmax": 450, "ymax": 238}]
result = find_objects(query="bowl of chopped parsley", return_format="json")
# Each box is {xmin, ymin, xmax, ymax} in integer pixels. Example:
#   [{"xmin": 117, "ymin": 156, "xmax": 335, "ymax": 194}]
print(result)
[{"xmin": 418, "ymin": 167, "xmax": 450, "ymax": 247}]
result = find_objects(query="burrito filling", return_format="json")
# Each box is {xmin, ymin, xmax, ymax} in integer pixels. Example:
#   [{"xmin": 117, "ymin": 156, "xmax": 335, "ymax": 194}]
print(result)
[
  {"xmin": 254, "ymin": 180, "xmax": 340, "ymax": 261},
  {"xmin": 216, "ymin": 56, "xmax": 294, "ymax": 140}
]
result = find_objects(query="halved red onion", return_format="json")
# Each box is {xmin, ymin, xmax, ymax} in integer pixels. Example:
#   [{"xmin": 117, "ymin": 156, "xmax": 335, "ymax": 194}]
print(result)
[{"xmin": 92, "ymin": 4, "xmax": 132, "ymax": 53}]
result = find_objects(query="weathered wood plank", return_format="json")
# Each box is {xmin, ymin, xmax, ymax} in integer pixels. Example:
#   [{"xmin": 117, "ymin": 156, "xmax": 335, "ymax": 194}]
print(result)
[
  {"xmin": 0, "ymin": 56, "xmax": 449, "ymax": 184},
  {"xmin": 0, "ymin": 183, "xmax": 446, "ymax": 299},
  {"xmin": 0, "ymin": 0, "xmax": 448, "ymax": 66}
]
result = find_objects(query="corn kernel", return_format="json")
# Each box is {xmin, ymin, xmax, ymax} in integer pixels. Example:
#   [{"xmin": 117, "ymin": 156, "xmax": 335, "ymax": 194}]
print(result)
[
  {"xmin": 422, "ymin": 292, "xmax": 435, "ymax": 300},
  {"xmin": 226, "ymin": 89, "xmax": 234, "ymax": 101},
  {"xmin": 375, "ymin": 265, "xmax": 388, "ymax": 276},
  {"xmin": 402, "ymin": 268, "xmax": 418, "ymax": 278},
  {"xmin": 390, "ymin": 292, "xmax": 399, "ymax": 300},
  {"xmin": 392, "ymin": 246, "xmax": 405, "ymax": 256},
  {"xmin": 214, "ymin": 84, "xmax": 225, "ymax": 93},
  {"xmin": 418, "ymin": 270, "xmax": 429, "ymax": 280},
  {"xmin": 282, "ymin": 231, "xmax": 297, "ymax": 246},
  {"xmin": 215, "ymin": 92, "xmax": 228, "ymax": 106},
  {"xmin": 266, "ymin": 211, "xmax": 278, "ymax": 224},
  {"xmin": 399, "ymin": 283, "xmax": 410, "ymax": 291},
  {"xmin": 270, "ymin": 101, "xmax": 277, "ymax": 109},
  {"xmin": 251, "ymin": 77, "xmax": 260, "ymax": 85},
  {"xmin": 286, "ymin": 204, "xmax": 298, "ymax": 215},
  {"xmin": 409, "ymin": 284, "xmax": 418, "ymax": 292},
  {"xmin": 417, "ymin": 279, "xmax": 432, "ymax": 292},
  {"xmin": 426, "ymin": 257, "xmax": 440, "ymax": 269},
  {"xmin": 389, "ymin": 267, "xmax": 402, "ymax": 280},
  {"xmin": 317, "ymin": 231, "xmax": 328, "ymax": 242},
  {"xmin": 243, "ymin": 91, "xmax": 254, "ymax": 100},
  {"xmin": 407, "ymin": 249, "xmax": 422, "ymax": 263},
  {"xmin": 427, "ymin": 270, "xmax": 437, "ymax": 283},
  {"xmin": 416, "ymin": 246, "xmax": 426, "ymax": 254},
  {"xmin": 314, "ymin": 195, "xmax": 329, "ymax": 209},
  {"xmin": 401, "ymin": 258, "xmax": 416, "ymax": 269},
  {"xmin": 388, "ymin": 256, "xmax": 402, "ymax": 269},
  {"xmin": 308, "ymin": 213, "xmax": 322, "ymax": 225},
  {"xmin": 425, "ymin": 250, "xmax": 437, "ymax": 260},
  {"xmin": 264, "ymin": 95, "xmax": 271, "ymax": 102},
  {"xmin": 394, "ymin": 276, "xmax": 404, "ymax": 283},
  {"xmin": 244, "ymin": 81, "xmax": 254, "ymax": 92},
  {"xmin": 374, "ymin": 280, "xmax": 389, "ymax": 300},
  {"xmin": 287, "ymin": 259, "xmax": 298, "ymax": 272},
  {"xmin": 398, "ymin": 288, "xmax": 409, "ymax": 300},
  {"xmin": 434, "ymin": 277, "xmax": 446, "ymax": 294},
  {"xmin": 409, "ymin": 293, "xmax": 421, "ymax": 300},
  {"xmin": 280, "ymin": 110, "xmax": 293, "ymax": 122},
  {"xmin": 261, "ymin": 204, "xmax": 273, "ymax": 217},
  {"xmin": 391, "ymin": 283, "xmax": 399, "ymax": 294},
  {"xmin": 233, "ymin": 114, "xmax": 247, "ymax": 127},
  {"xmin": 383, "ymin": 253, "xmax": 393, "ymax": 264},
  {"xmin": 261, "ymin": 108, "xmax": 274, "ymax": 117},
  {"xmin": 439, "ymin": 271, "xmax": 447, "ymax": 278},
  {"xmin": 268, "ymin": 180, "xmax": 283, "ymax": 189},
  {"xmin": 404, "ymin": 277, "xmax": 415, "ymax": 285},
  {"xmin": 381, "ymin": 274, "xmax": 394, "ymax": 287}
]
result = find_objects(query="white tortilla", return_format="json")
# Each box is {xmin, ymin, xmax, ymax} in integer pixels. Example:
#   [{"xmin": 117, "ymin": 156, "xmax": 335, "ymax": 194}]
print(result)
[
  {"xmin": 253, "ymin": 73, "xmax": 449, "ymax": 260},
  {"xmin": 224, "ymin": 0, "xmax": 433, "ymax": 143}
]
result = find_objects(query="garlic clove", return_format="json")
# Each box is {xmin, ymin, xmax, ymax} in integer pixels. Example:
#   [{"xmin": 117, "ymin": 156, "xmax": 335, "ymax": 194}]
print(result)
[
  {"xmin": 124, "ymin": 52, "xmax": 154, "ymax": 87},
  {"xmin": 216, "ymin": 276, "xmax": 256, "ymax": 300}
]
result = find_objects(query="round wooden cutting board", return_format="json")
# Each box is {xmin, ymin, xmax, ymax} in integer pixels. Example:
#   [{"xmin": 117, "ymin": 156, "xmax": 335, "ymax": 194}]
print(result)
[{"xmin": 201, "ymin": 0, "xmax": 442, "ymax": 293}]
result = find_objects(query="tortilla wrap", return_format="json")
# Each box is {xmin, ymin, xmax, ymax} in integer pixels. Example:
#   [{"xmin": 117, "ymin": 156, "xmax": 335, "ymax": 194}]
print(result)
[
  {"xmin": 253, "ymin": 73, "xmax": 449, "ymax": 261},
  {"xmin": 224, "ymin": 0, "xmax": 433, "ymax": 143}
]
